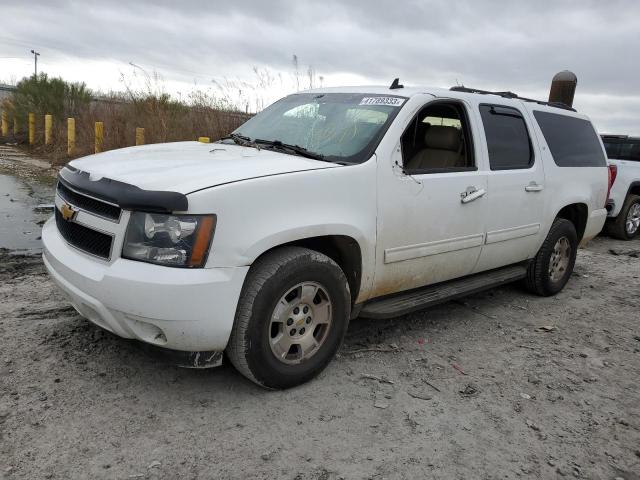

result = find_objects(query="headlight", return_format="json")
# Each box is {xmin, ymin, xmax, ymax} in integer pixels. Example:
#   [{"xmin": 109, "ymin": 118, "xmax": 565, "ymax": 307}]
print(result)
[{"xmin": 123, "ymin": 212, "xmax": 216, "ymax": 267}]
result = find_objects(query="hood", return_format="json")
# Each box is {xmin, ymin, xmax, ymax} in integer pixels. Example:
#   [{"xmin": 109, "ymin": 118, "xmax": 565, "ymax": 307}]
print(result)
[{"xmin": 68, "ymin": 141, "xmax": 338, "ymax": 194}]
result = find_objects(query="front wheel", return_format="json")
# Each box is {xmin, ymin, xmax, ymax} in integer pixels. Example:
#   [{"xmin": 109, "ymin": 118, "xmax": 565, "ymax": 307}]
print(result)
[
  {"xmin": 226, "ymin": 247, "xmax": 351, "ymax": 389},
  {"xmin": 525, "ymin": 218, "xmax": 578, "ymax": 296}
]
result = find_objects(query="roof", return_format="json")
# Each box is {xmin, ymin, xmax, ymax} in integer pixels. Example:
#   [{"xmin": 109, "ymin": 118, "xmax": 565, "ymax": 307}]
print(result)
[
  {"xmin": 304, "ymin": 84, "xmax": 583, "ymax": 116},
  {"xmin": 305, "ymin": 85, "xmax": 450, "ymax": 97}
]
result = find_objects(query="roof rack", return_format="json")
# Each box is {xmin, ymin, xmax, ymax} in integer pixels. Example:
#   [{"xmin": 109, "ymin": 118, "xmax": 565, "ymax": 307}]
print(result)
[{"xmin": 449, "ymin": 86, "xmax": 576, "ymax": 112}]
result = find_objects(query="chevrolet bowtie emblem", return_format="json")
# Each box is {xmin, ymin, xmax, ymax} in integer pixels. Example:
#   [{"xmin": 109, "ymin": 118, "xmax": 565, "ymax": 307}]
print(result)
[{"xmin": 60, "ymin": 203, "xmax": 77, "ymax": 221}]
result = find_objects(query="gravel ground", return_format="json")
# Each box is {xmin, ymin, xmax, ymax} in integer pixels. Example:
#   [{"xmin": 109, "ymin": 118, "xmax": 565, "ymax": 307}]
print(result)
[
  {"xmin": 0, "ymin": 237, "xmax": 639, "ymax": 480},
  {"xmin": 0, "ymin": 147, "xmax": 639, "ymax": 479}
]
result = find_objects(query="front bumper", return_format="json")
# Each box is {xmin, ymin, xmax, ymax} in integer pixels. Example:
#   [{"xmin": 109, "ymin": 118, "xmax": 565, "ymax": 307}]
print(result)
[{"xmin": 42, "ymin": 218, "xmax": 248, "ymax": 352}]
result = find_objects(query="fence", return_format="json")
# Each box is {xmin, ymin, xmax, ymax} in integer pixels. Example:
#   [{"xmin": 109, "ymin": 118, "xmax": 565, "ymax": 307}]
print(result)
[{"xmin": 0, "ymin": 108, "xmax": 250, "ymax": 158}]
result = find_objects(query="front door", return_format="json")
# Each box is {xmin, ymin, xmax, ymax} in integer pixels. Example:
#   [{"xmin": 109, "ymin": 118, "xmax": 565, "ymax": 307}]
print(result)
[{"xmin": 372, "ymin": 99, "xmax": 488, "ymax": 298}]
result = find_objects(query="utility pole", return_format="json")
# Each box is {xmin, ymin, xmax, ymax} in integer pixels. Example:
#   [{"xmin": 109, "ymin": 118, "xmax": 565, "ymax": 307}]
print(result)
[{"xmin": 30, "ymin": 49, "xmax": 40, "ymax": 76}]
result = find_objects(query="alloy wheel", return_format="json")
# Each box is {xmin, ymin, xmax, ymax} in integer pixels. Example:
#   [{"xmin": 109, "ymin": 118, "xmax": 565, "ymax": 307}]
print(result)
[
  {"xmin": 625, "ymin": 203, "xmax": 640, "ymax": 235},
  {"xmin": 268, "ymin": 282, "xmax": 333, "ymax": 365},
  {"xmin": 548, "ymin": 236, "xmax": 571, "ymax": 283}
]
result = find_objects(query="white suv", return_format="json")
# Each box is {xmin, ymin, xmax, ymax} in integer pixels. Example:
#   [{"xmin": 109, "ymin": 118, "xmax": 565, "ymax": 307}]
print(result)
[
  {"xmin": 601, "ymin": 135, "xmax": 640, "ymax": 239},
  {"xmin": 42, "ymin": 84, "xmax": 609, "ymax": 388}
]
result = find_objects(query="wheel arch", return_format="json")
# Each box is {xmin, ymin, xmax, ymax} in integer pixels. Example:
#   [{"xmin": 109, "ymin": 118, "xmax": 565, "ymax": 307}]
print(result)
[
  {"xmin": 555, "ymin": 203, "xmax": 588, "ymax": 242},
  {"xmin": 249, "ymin": 234, "xmax": 364, "ymax": 305},
  {"xmin": 627, "ymin": 181, "xmax": 640, "ymax": 198}
]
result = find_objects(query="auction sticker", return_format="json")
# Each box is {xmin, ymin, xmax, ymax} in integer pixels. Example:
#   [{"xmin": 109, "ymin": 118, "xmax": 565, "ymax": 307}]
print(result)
[{"xmin": 359, "ymin": 97, "xmax": 406, "ymax": 107}]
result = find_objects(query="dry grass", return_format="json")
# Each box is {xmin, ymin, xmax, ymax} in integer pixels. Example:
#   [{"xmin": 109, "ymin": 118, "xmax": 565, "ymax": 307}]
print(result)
[
  {"xmin": 8, "ymin": 98, "xmax": 249, "ymax": 166},
  {"xmin": 1, "ymin": 74, "xmax": 252, "ymax": 165},
  {"xmin": 1, "ymin": 57, "xmax": 326, "ymax": 165}
]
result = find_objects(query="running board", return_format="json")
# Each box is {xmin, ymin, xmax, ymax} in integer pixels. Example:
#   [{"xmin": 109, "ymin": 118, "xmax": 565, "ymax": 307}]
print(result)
[{"xmin": 360, "ymin": 264, "xmax": 528, "ymax": 320}]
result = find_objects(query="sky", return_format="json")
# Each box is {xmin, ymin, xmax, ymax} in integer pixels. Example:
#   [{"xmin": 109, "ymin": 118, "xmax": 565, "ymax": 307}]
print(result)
[{"xmin": 1, "ymin": 0, "xmax": 639, "ymax": 134}]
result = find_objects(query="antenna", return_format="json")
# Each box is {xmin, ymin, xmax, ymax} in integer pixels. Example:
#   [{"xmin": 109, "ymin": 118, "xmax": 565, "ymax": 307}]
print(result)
[{"xmin": 389, "ymin": 78, "xmax": 403, "ymax": 90}]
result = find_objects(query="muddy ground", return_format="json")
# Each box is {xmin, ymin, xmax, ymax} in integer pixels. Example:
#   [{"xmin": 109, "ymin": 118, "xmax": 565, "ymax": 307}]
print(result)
[
  {"xmin": 1, "ymin": 149, "xmax": 640, "ymax": 479},
  {"xmin": 0, "ymin": 146, "xmax": 57, "ymax": 252}
]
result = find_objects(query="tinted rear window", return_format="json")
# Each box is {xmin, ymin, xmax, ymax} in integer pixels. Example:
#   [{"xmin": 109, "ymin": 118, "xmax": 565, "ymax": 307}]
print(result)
[
  {"xmin": 533, "ymin": 111, "xmax": 606, "ymax": 167},
  {"xmin": 602, "ymin": 138, "xmax": 640, "ymax": 162}
]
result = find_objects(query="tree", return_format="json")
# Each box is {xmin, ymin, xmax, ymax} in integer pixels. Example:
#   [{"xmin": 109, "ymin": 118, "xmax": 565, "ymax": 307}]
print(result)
[{"xmin": 10, "ymin": 73, "xmax": 91, "ymax": 121}]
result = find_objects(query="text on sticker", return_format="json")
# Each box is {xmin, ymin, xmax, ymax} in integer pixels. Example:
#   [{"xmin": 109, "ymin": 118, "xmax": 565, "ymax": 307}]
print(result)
[{"xmin": 359, "ymin": 97, "xmax": 405, "ymax": 107}]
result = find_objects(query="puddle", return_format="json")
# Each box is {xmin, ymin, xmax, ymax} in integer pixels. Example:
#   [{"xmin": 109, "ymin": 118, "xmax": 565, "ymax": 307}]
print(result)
[{"xmin": 0, "ymin": 173, "xmax": 55, "ymax": 252}]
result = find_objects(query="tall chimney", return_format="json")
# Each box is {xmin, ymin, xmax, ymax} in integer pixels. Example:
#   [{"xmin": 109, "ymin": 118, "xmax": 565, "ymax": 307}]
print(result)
[{"xmin": 549, "ymin": 70, "xmax": 578, "ymax": 107}]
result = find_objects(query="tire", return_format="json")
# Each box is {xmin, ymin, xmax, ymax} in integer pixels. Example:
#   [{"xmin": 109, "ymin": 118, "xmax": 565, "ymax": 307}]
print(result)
[
  {"xmin": 525, "ymin": 218, "xmax": 578, "ymax": 296},
  {"xmin": 226, "ymin": 247, "xmax": 351, "ymax": 389},
  {"xmin": 606, "ymin": 194, "xmax": 640, "ymax": 240}
]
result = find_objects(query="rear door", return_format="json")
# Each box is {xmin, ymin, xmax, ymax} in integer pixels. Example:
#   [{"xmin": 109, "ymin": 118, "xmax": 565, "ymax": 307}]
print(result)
[{"xmin": 473, "ymin": 102, "xmax": 547, "ymax": 272}]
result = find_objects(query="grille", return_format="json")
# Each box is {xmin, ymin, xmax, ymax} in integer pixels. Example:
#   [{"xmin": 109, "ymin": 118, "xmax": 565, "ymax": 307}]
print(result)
[
  {"xmin": 55, "ymin": 209, "xmax": 113, "ymax": 259},
  {"xmin": 57, "ymin": 181, "xmax": 121, "ymax": 221}
]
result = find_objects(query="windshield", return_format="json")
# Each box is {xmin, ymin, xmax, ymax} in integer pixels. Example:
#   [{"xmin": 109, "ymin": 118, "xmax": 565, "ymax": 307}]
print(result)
[{"xmin": 231, "ymin": 93, "xmax": 407, "ymax": 163}]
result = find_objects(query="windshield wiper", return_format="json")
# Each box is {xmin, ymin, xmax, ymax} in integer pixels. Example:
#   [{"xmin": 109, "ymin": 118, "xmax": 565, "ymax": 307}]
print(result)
[
  {"xmin": 254, "ymin": 139, "xmax": 325, "ymax": 161},
  {"xmin": 219, "ymin": 133, "xmax": 260, "ymax": 149}
]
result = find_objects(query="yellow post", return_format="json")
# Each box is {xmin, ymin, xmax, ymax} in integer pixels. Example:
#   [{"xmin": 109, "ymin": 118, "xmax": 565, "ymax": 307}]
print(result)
[
  {"xmin": 67, "ymin": 118, "xmax": 76, "ymax": 156},
  {"xmin": 13, "ymin": 117, "xmax": 19, "ymax": 136},
  {"xmin": 198, "ymin": 136, "xmax": 210, "ymax": 143},
  {"xmin": 44, "ymin": 114, "xmax": 53, "ymax": 145},
  {"xmin": 28, "ymin": 113, "xmax": 35, "ymax": 145},
  {"xmin": 95, "ymin": 121, "xmax": 104, "ymax": 153},
  {"xmin": 1, "ymin": 111, "xmax": 8, "ymax": 136},
  {"xmin": 135, "ymin": 127, "xmax": 145, "ymax": 146}
]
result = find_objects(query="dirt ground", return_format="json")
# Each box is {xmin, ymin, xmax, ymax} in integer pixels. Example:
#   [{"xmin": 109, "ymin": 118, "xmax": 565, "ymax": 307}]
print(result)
[
  {"xmin": 0, "ymin": 238, "xmax": 638, "ymax": 480},
  {"xmin": 0, "ymin": 147, "xmax": 639, "ymax": 479}
]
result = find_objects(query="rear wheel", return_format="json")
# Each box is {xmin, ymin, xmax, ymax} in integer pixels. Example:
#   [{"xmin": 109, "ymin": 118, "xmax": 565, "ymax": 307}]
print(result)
[
  {"xmin": 226, "ymin": 247, "xmax": 350, "ymax": 389},
  {"xmin": 606, "ymin": 194, "xmax": 640, "ymax": 240},
  {"xmin": 525, "ymin": 218, "xmax": 578, "ymax": 296}
]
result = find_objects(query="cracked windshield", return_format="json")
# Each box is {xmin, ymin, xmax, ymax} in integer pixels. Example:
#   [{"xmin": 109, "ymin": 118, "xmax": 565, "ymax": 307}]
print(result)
[{"xmin": 231, "ymin": 93, "xmax": 406, "ymax": 162}]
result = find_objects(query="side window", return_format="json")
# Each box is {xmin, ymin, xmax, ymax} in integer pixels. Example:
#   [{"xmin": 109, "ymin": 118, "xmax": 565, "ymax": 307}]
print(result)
[
  {"xmin": 533, "ymin": 111, "xmax": 606, "ymax": 167},
  {"xmin": 620, "ymin": 140, "xmax": 640, "ymax": 162},
  {"xmin": 603, "ymin": 138, "xmax": 640, "ymax": 162},
  {"xmin": 602, "ymin": 140, "xmax": 622, "ymax": 159},
  {"xmin": 479, "ymin": 105, "xmax": 533, "ymax": 170},
  {"xmin": 401, "ymin": 102, "xmax": 474, "ymax": 172}
]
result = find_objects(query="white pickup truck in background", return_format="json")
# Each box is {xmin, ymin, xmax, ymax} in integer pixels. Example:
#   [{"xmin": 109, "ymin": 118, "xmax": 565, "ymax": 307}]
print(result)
[{"xmin": 601, "ymin": 135, "xmax": 640, "ymax": 240}]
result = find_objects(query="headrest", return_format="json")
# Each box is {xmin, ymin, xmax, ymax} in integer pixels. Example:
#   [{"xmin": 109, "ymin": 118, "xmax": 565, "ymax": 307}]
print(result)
[{"xmin": 424, "ymin": 125, "xmax": 461, "ymax": 151}]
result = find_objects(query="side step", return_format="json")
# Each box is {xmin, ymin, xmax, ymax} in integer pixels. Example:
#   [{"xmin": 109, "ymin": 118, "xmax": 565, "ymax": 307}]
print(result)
[{"xmin": 360, "ymin": 264, "xmax": 528, "ymax": 319}]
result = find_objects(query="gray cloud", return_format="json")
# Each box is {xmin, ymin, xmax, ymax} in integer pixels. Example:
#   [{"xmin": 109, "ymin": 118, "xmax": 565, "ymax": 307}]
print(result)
[{"xmin": 1, "ymin": 0, "xmax": 639, "ymax": 133}]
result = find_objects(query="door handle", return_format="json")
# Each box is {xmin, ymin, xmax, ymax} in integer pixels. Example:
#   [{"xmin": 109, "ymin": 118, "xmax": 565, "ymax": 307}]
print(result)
[
  {"xmin": 460, "ymin": 187, "xmax": 486, "ymax": 204},
  {"xmin": 525, "ymin": 182, "xmax": 544, "ymax": 192}
]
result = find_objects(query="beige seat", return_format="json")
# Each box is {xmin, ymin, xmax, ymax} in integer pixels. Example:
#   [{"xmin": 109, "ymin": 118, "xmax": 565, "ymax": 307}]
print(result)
[{"xmin": 407, "ymin": 125, "xmax": 463, "ymax": 170}]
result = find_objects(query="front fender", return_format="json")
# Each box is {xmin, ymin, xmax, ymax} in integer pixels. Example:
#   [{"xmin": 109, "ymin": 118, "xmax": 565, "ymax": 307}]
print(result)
[
  {"xmin": 185, "ymin": 161, "xmax": 378, "ymax": 301},
  {"xmin": 241, "ymin": 223, "xmax": 368, "ymax": 264}
]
